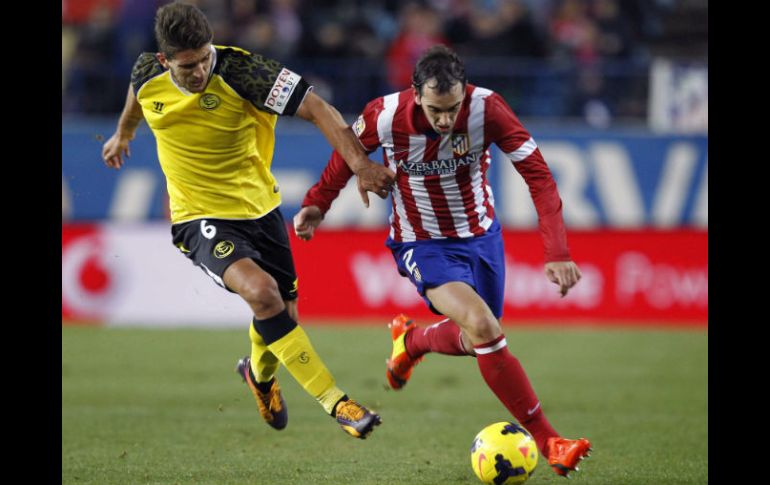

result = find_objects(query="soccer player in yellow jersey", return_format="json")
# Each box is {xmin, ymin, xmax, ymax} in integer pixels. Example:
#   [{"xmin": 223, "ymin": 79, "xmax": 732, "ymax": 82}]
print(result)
[{"xmin": 101, "ymin": 1, "xmax": 394, "ymax": 439}]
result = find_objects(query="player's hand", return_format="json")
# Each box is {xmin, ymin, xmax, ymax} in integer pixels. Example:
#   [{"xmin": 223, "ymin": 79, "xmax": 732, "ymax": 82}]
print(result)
[
  {"xmin": 101, "ymin": 132, "xmax": 133, "ymax": 170},
  {"xmin": 293, "ymin": 205, "xmax": 324, "ymax": 241},
  {"xmin": 545, "ymin": 261, "xmax": 582, "ymax": 297},
  {"xmin": 355, "ymin": 162, "xmax": 396, "ymax": 207}
]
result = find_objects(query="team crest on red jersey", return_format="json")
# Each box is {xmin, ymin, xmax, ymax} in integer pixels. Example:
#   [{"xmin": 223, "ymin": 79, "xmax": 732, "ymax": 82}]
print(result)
[{"xmin": 452, "ymin": 134, "xmax": 469, "ymax": 156}]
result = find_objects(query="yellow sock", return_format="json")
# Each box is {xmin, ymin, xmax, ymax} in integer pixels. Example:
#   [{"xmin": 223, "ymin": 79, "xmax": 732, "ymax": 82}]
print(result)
[
  {"xmin": 266, "ymin": 325, "xmax": 346, "ymax": 414},
  {"xmin": 248, "ymin": 323, "xmax": 280, "ymax": 383}
]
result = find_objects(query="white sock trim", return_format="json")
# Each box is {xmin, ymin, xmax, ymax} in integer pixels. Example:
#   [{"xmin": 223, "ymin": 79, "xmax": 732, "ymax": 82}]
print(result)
[{"xmin": 474, "ymin": 338, "xmax": 507, "ymax": 355}]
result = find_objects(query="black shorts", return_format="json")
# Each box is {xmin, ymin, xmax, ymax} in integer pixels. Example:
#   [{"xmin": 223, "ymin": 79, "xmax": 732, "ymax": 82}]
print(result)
[{"xmin": 171, "ymin": 208, "xmax": 298, "ymax": 300}]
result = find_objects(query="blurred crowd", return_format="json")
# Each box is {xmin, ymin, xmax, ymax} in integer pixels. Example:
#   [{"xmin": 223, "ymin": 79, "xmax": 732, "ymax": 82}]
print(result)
[{"xmin": 62, "ymin": 0, "xmax": 707, "ymax": 125}]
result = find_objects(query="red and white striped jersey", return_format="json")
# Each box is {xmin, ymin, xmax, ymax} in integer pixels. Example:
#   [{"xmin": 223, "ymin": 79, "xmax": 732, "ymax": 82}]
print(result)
[{"xmin": 303, "ymin": 84, "xmax": 571, "ymax": 261}]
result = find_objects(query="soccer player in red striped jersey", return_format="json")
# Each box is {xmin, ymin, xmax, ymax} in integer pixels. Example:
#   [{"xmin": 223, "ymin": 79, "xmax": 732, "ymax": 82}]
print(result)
[{"xmin": 294, "ymin": 45, "xmax": 592, "ymax": 477}]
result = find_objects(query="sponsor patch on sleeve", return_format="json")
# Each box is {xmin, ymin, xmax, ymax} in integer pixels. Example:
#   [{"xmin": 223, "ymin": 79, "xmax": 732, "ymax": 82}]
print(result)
[
  {"xmin": 265, "ymin": 67, "xmax": 302, "ymax": 114},
  {"xmin": 352, "ymin": 114, "xmax": 366, "ymax": 137}
]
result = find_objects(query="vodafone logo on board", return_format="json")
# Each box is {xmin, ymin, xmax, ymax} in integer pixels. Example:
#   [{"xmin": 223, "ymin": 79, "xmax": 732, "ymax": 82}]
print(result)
[{"xmin": 62, "ymin": 226, "xmax": 122, "ymax": 321}]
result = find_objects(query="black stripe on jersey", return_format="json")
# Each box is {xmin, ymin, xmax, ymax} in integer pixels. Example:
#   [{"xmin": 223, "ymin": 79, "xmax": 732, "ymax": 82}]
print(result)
[
  {"xmin": 131, "ymin": 53, "xmax": 165, "ymax": 94},
  {"xmin": 215, "ymin": 46, "xmax": 310, "ymax": 116}
]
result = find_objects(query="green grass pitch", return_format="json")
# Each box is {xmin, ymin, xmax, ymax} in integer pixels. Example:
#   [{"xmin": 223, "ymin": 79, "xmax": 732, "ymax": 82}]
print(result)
[{"xmin": 62, "ymin": 324, "xmax": 707, "ymax": 484}]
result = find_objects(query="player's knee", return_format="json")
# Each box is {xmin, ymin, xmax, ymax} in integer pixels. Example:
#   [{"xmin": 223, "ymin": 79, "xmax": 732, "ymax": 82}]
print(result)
[
  {"xmin": 463, "ymin": 311, "xmax": 501, "ymax": 344},
  {"xmin": 238, "ymin": 278, "xmax": 283, "ymax": 315}
]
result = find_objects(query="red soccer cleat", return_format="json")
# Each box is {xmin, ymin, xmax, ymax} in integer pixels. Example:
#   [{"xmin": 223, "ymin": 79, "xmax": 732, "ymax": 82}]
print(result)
[
  {"xmin": 385, "ymin": 314, "xmax": 422, "ymax": 390},
  {"xmin": 547, "ymin": 437, "xmax": 592, "ymax": 478}
]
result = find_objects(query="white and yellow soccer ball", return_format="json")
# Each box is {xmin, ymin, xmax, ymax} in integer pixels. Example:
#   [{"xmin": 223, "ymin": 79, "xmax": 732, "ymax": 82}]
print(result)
[{"xmin": 470, "ymin": 422, "xmax": 539, "ymax": 484}]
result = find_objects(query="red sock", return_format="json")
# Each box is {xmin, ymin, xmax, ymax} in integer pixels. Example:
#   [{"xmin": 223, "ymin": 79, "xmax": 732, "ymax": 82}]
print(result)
[
  {"xmin": 474, "ymin": 335, "xmax": 560, "ymax": 456},
  {"xmin": 405, "ymin": 319, "xmax": 468, "ymax": 358}
]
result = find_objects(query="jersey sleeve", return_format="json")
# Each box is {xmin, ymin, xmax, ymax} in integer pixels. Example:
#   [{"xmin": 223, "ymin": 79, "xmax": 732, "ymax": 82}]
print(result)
[
  {"xmin": 217, "ymin": 47, "xmax": 311, "ymax": 116},
  {"xmin": 350, "ymin": 97, "xmax": 385, "ymax": 152},
  {"xmin": 485, "ymin": 93, "xmax": 572, "ymax": 262},
  {"xmin": 130, "ymin": 52, "xmax": 164, "ymax": 95},
  {"xmin": 302, "ymin": 98, "xmax": 384, "ymax": 214}
]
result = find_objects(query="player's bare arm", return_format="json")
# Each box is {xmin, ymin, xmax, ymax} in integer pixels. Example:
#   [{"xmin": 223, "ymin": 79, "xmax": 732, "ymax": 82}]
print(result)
[
  {"xmin": 102, "ymin": 84, "xmax": 144, "ymax": 170},
  {"xmin": 544, "ymin": 261, "xmax": 582, "ymax": 297},
  {"xmin": 295, "ymin": 91, "xmax": 395, "ymax": 207},
  {"xmin": 293, "ymin": 205, "xmax": 323, "ymax": 241}
]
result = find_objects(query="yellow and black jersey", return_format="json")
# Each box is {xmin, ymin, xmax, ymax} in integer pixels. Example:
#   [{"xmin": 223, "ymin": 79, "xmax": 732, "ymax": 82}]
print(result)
[{"xmin": 130, "ymin": 45, "xmax": 311, "ymax": 224}]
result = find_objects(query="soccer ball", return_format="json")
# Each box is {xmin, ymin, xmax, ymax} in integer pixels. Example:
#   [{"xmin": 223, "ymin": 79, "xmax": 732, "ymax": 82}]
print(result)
[{"xmin": 470, "ymin": 422, "xmax": 538, "ymax": 484}]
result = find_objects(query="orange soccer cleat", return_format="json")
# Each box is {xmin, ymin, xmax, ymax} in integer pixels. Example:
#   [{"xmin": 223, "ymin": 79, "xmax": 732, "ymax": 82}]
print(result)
[
  {"xmin": 334, "ymin": 398, "xmax": 382, "ymax": 439},
  {"xmin": 385, "ymin": 314, "xmax": 423, "ymax": 390},
  {"xmin": 547, "ymin": 437, "xmax": 592, "ymax": 478},
  {"xmin": 236, "ymin": 356, "xmax": 288, "ymax": 430}
]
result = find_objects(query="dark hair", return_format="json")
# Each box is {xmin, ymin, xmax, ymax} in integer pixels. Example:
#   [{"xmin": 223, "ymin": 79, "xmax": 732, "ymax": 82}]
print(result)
[
  {"xmin": 411, "ymin": 45, "xmax": 467, "ymax": 95},
  {"xmin": 154, "ymin": 2, "xmax": 214, "ymax": 58}
]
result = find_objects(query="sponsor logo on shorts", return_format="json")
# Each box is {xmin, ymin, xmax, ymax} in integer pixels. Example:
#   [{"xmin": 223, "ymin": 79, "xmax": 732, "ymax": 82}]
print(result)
[
  {"xmin": 213, "ymin": 240, "xmax": 235, "ymax": 259},
  {"xmin": 152, "ymin": 101, "xmax": 165, "ymax": 113},
  {"xmin": 291, "ymin": 278, "xmax": 298, "ymax": 294},
  {"xmin": 298, "ymin": 351, "xmax": 310, "ymax": 364},
  {"xmin": 413, "ymin": 267, "xmax": 422, "ymax": 282},
  {"xmin": 199, "ymin": 93, "xmax": 221, "ymax": 110},
  {"xmin": 265, "ymin": 68, "xmax": 301, "ymax": 114}
]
